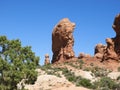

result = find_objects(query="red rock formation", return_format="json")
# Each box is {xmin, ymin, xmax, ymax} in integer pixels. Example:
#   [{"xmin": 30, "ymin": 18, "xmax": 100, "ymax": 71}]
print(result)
[
  {"xmin": 44, "ymin": 54, "xmax": 50, "ymax": 65},
  {"xmin": 94, "ymin": 43, "xmax": 106, "ymax": 59},
  {"xmin": 78, "ymin": 53, "xmax": 91, "ymax": 59},
  {"xmin": 52, "ymin": 18, "xmax": 75, "ymax": 63},
  {"xmin": 100, "ymin": 14, "xmax": 120, "ymax": 61},
  {"xmin": 112, "ymin": 14, "xmax": 120, "ymax": 57},
  {"xmin": 102, "ymin": 38, "xmax": 118, "ymax": 61}
]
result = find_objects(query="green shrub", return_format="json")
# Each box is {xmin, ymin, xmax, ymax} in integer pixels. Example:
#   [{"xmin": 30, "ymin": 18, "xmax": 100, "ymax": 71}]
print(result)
[
  {"xmin": 40, "ymin": 64, "xmax": 52, "ymax": 71},
  {"xmin": 0, "ymin": 36, "xmax": 39, "ymax": 89},
  {"xmin": 117, "ymin": 76, "xmax": 120, "ymax": 80},
  {"xmin": 118, "ymin": 67, "xmax": 120, "ymax": 72},
  {"xmin": 83, "ymin": 67, "xmax": 91, "ymax": 71},
  {"xmin": 76, "ymin": 78, "xmax": 93, "ymax": 88},
  {"xmin": 91, "ymin": 67, "xmax": 109, "ymax": 77},
  {"xmin": 62, "ymin": 68, "xmax": 76, "ymax": 82},
  {"xmin": 93, "ymin": 77, "xmax": 118, "ymax": 90},
  {"xmin": 78, "ymin": 59, "xmax": 84, "ymax": 64}
]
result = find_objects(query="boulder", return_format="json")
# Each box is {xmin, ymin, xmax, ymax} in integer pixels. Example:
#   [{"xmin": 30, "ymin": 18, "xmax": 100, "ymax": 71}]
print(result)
[{"xmin": 52, "ymin": 18, "xmax": 75, "ymax": 63}]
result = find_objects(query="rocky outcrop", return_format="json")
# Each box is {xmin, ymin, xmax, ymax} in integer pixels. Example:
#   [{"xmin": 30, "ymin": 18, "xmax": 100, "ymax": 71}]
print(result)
[
  {"xmin": 112, "ymin": 14, "xmax": 120, "ymax": 36},
  {"xmin": 102, "ymin": 38, "xmax": 118, "ymax": 61},
  {"xmin": 44, "ymin": 54, "xmax": 50, "ymax": 65},
  {"xmin": 102, "ymin": 14, "xmax": 120, "ymax": 61},
  {"xmin": 112, "ymin": 14, "xmax": 120, "ymax": 58},
  {"xmin": 96, "ymin": 14, "xmax": 120, "ymax": 61},
  {"xmin": 78, "ymin": 53, "xmax": 91, "ymax": 59},
  {"xmin": 52, "ymin": 18, "xmax": 75, "ymax": 63},
  {"xmin": 94, "ymin": 43, "xmax": 106, "ymax": 59}
]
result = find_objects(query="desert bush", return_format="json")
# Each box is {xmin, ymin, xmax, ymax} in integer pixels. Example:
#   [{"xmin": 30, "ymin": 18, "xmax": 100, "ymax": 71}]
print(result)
[
  {"xmin": 76, "ymin": 78, "xmax": 94, "ymax": 89},
  {"xmin": 62, "ymin": 68, "xmax": 76, "ymax": 82},
  {"xmin": 91, "ymin": 67, "xmax": 109, "ymax": 77},
  {"xmin": 77, "ymin": 59, "xmax": 84, "ymax": 64},
  {"xmin": 83, "ymin": 67, "xmax": 91, "ymax": 71},
  {"xmin": 117, "ymin": 76, "xmax": 120, "ymax": 81},
  {"xmin": 40, "ymin": 64, "xmax": 52, "ymax": 71},
  {"xmin": 62, "ymin": 68, "xmax": 95, "ymax": 89},
  {"xmin": 93, "ymin": 77, "xmax": 118, "ymax": 90},
  {"xmin": 40, "ymin": 65, "xmax": 63, "ymax": 77},
  {"xmin": 118, "ymin": 67, "xmax": 120, "ymax": 72}
]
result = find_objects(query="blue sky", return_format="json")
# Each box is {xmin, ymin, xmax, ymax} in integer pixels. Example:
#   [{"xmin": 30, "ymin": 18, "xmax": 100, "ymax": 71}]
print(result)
[{"xmin": 0, "ymin": 0, "xmax": 120, "ymax": 65}]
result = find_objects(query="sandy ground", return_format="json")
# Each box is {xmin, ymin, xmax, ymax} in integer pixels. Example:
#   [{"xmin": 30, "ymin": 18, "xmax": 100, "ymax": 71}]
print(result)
[
  {"xmin": 53, "ymin": 85, "xmax": 90, "ymax": 90},
  {"xmin": 25, "ymin": 74, "xmax": 90, "ymax": 90}
]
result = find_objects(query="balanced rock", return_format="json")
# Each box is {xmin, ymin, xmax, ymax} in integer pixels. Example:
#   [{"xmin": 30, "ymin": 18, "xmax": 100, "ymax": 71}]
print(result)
[
  {"xmin": 44, "ymin": 54, "xmax": 50, "ymax": 65},
  {"xmin": 52, "ymin": 18, "xmax": 75, "ymax": 63}
]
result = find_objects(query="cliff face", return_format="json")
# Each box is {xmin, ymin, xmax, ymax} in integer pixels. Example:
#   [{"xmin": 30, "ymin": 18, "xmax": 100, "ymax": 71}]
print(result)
[{"xmin": 52, "ymin": 18, "xmax": 75, "ymax": 63}]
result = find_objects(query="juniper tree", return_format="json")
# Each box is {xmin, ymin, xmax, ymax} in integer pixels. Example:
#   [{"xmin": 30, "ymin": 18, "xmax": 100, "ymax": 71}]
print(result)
[{"xmin": 0, "ymin": 36, "xmax": 39, "ymax": 89}]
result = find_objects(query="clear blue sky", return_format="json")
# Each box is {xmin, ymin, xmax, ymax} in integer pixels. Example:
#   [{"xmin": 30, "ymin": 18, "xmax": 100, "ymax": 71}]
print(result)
[{"xmin": 0, "ymin": 0, "xmax": 120, "ymax": 65}]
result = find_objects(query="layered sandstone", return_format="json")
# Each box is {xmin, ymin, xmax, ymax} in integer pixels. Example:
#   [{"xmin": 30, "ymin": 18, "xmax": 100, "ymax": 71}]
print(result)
[{"xmin": 52, "ymin": 18, "xmax": 75, "ymax": 63}]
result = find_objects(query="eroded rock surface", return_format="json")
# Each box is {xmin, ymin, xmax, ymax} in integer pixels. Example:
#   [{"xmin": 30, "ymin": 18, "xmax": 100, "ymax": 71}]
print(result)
[
  {"xmin": 112, "ymin": 14, "xmax": 120, "ymax": 58},
  {"xmin": 94, "ymin": 43, "xmax": 106, "ymax": 59},
  {"xmin": 102, "ymin": 14, "xmax": 120, "ymax": 61},
  {"xmin": 96, "ymin": 14, "xmax": 120, "ymax": 61},
  {"xmin": 52, "ymin": 18, "xmax": 75, "ymax": 63},
  {"xmin": 102, "ymin": 38, "xmax": 118, "ymax": 61}
]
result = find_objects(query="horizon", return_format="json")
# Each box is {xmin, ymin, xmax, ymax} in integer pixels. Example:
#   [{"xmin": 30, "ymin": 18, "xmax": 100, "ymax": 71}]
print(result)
[{"xmin": 0, "ymin": 0, "xmax": 120, "ymax": 65}]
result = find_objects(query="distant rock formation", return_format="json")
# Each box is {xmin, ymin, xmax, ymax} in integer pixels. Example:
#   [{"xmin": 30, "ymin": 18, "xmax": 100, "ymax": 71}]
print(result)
[
  {"xmin": 44, "ymin": 54, "xmax": 50, "ymax": 65},
  {"xmin": 94, "ymin": 43, "xmax": 106, "ymax": 59},
  {"xmin": 95, "ymin": 14, "xmax": 120, "ymax": 61},
  {"xmin": 78, "ymin": 53, "xmax": 91, "ymax": 59},
  {"xmin": 102, "ymin": 38, "xmax": 118, "ymax": 61},
  {"xmin": 52, "ymin": 18, "xmax": 75, "ymax": 63}
]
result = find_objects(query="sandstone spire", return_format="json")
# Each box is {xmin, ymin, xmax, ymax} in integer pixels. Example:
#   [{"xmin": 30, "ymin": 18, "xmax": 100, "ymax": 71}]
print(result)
[
  {"xmin": 44, "ymin": 54, "xmax": 50, "ymax": 65},
  {"xmin": 52, "ymin": 18, "xmax": 75, "ymax": 63}
]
